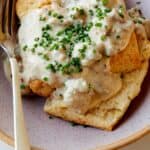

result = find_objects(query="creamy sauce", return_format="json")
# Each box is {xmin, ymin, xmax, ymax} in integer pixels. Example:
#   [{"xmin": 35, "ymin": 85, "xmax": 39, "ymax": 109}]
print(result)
[
  {"xmin": 53, "ymin": 78, "xmax": 89, "ymax": 103},
  {"xmin": 19, "ymin": 0, "xmax": 133, "ymax": 82},
  {"xmin": 128, "ymin": 7, "xmax": 150, "ymax": 40},
  {"xmin": 18, "ymin": 0, "xmax": 148, "ymax": 113}
]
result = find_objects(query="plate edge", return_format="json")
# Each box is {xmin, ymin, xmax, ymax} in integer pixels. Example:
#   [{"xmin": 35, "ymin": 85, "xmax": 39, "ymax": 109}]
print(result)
[{"xmin": 0, "ymin": 126, "xmax": 149, "ymax": 150}]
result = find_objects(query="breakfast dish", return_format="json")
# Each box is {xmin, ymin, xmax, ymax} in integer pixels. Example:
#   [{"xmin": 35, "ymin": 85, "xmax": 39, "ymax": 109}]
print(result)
[{"xmin": 15, "ymin": 0, "xmax": 150, "ymax": 130}]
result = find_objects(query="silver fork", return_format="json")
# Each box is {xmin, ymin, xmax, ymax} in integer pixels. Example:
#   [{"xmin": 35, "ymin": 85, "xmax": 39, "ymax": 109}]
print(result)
[{"xmin": 0, "ymin": 0, "xmax": 31, "ymax": 150}]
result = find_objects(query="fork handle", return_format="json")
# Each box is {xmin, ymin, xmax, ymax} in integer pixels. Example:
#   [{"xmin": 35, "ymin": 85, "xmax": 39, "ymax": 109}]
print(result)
[{"xmin": 10, "ymin": 58, "xmax": 31, "ymax": 150}]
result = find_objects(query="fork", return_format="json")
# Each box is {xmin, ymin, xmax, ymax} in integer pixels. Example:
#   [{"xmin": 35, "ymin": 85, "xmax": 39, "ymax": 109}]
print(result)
[{"xmin": 0, "ymin": 0, "xmax": 31, "ymax": 150}]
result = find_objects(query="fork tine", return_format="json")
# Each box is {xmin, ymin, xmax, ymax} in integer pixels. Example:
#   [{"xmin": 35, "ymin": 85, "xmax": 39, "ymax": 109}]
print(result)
[
  {"xmin": 0, "ymin": 0, "xmax": 7, "ymax": 41},
  {"xmin": 11, "ymin": 0, "xmax": 18, "ymax": 37},
  {"xmin": 2, "ymin": 0, "xmax": 17, "ymax": 39},
  {"xmin": 0, "ymin": 0, "xmax": 3, "ymax": 33},
  {"xmin": 4, "ymin": 0, "xmax": 12, "ymax": 37},
  {"xmin": 1, "ymin": 0, "xmax": 7, "ymax": 34}
]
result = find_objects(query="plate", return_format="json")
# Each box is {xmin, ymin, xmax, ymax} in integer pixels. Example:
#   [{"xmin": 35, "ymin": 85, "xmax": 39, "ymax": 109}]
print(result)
[{"xmin": 0, "ymin": 0, "xmax": 150, "ymax": 150}]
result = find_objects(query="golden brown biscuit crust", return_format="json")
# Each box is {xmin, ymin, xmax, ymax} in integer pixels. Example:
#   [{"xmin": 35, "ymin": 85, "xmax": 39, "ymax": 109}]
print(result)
[
  {"xmin": 29, "ymin": 80, "xmax": 54, "ymax": 97},
  {"xmin": 110, "ymin": 32, "xmax": 142, "ymax": 73},
  {"xmin": 16, "ymin": 0, "xmax": 51, "ymax": 19},
  {"xmin": 44, "ymin": 61, "xmax": 149, "ymax": 130}
]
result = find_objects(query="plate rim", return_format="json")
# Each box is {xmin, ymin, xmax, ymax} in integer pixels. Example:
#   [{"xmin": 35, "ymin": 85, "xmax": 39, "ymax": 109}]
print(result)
[{"xmin": 0, "ymin": 126, "xmax": 149, "ymax": 150}]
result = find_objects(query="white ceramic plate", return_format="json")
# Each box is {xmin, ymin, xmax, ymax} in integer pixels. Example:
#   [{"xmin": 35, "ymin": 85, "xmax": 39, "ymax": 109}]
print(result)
[{"xmin": 0, "ymin": 0, "xmax": 150, "ymax": 150}]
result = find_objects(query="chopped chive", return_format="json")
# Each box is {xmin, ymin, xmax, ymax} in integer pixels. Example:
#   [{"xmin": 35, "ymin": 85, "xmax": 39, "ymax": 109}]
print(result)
[
  {"xmin": 34, "ymin": 43, "xmax": 38, "ymax": 48},
  {"xmin": 102, "ymin": 0, "xmax": 109, "ymax": 6},
  {"xmin": 137, "ymin": 19, "xmax": 143, "ymax": 24},
  {"xmin": 88, "ymin": 83, "xmax": 92, "ymax": 89},
  {"xmin": 57, "ymin": 15, "xmax": 64, "ymax": 19},
  {"xmin": 46, "ymin": 64, "xmax": 56, "ymax": 73},
  {"xmin": 86, "ymin": 22, "xmax": 93, "ymax": 31},
  {"xmin": 89, "ymin": 9, "xmax": 94, "ymax": 16},
  {"xmin": 93, "ymin": 49, "xmax": 96, "ymax": 54},
  {"xmin": 22, "ymin": 45, "xmax": 28, "ymax": 51},
  {"xmin": 118, "ymin": 5, "xmax": 125, "ymax": 18},
  {"xmin": 104, "ymin": 8, "xmax": 112, "ymax": 13},
  {"xmin": 78, "ymin": 8, "xmax": 85, "ymax": 16},
  {"xmin": 43, "ymin": 54, "xmax": 49, "ymax": 61},
  {"xmin": 59, "ymin": 94, "xmax": 63, "ymax": 98},
  {"xmin": 39, "ymin": 16, "xmax": 46, "ymax": 21},
  {"xmin": 43, "ymin": 77, "xmax": 49, "ymax": 81},
  {"xmin": 48, "ymin": 11, "xmax": 52, "ymax": 16},
  {"xmin": 31, "ymin": 48, "xmax": 35, "ymax": 53},
  {"xmin": 38, "ymin": 52, "xmax": 42, "ymax": 56},
  {"xmin": 101, "ymin": 35, "xmax": 107, "ymax": 41},
  {"xmin": 20, "ymin": 84, "xmax": 26, "ymax": 89},
  {"xmin": 79, "ymin": 45, "xmax": 87, "ymax": 59},
  {"xmin": 52, "ymin": 12, "xmax": 58, "ymax": 18},
  {"xmin": 134, "ymin": 19, "xmax": 143, "ymax": 24},
  {"xmin": 95, "ymin": 22, "xmax": 102, "ymax": 27},
  {"xmin": 34, "ymin": 37, "xmax": 40, "ymax": 41}
]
